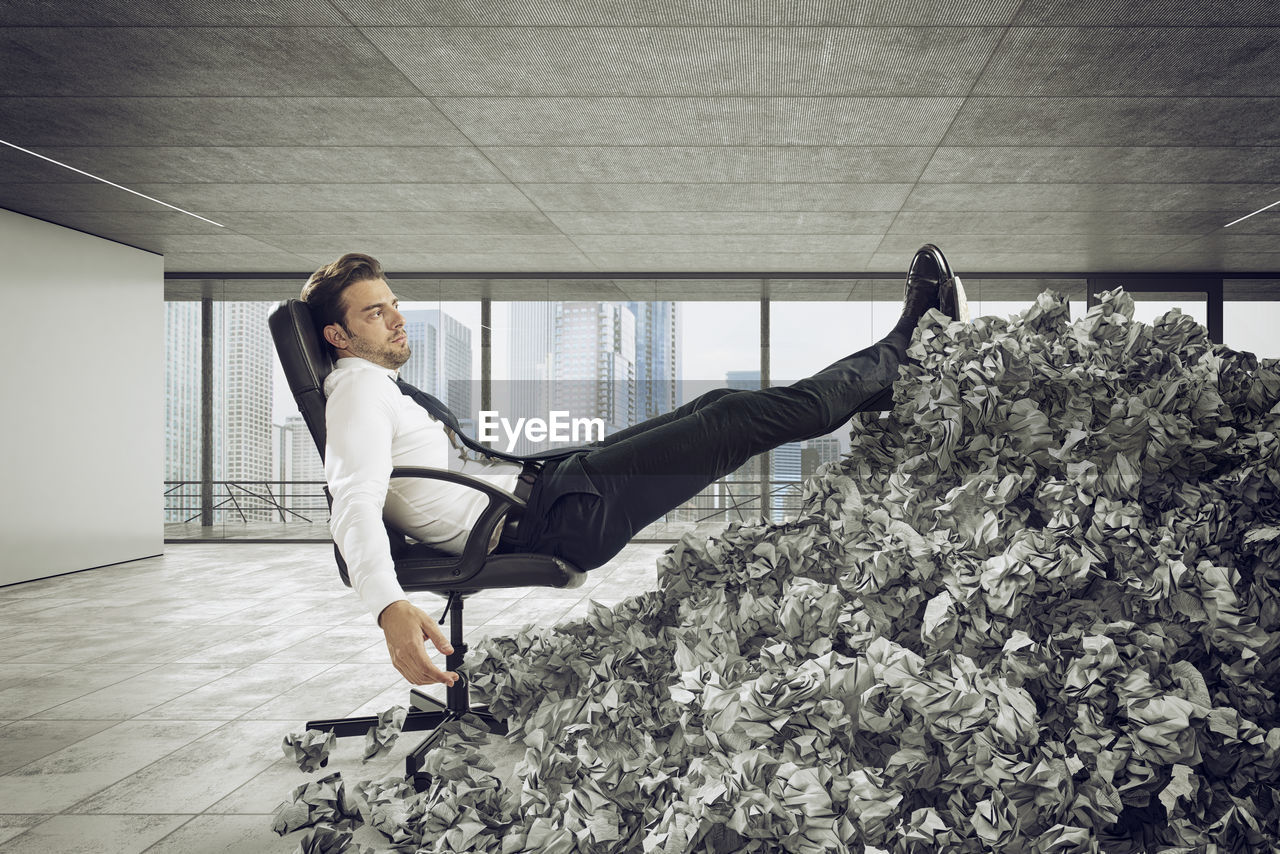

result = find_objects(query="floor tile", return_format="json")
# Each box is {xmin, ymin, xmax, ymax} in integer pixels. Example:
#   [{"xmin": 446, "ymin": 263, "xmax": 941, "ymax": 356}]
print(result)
[
  {"xmin": 344, "ymin": 640, "xmax": 402, "ymax": 664},
  {"xmin": 0, "ymin": 719, "xmax": 223, "ymax": 813},
  {"xmin": 0, "ymin": 816, "xmax": 43, "ymax": 846},
  {"xmin": 0, "ymin": 664, "xmax": 163, "ymax": 720},
  {"xmin": 9, "ymin": 628, "xmax": 187, "ymax": 667},
  {"xmin": 134, "ymin": 661, "xmax": 333, "ymax": 720},
  {"xmin": 70, "ymin": 720, "xmax": 292, "ymax": 815},
  {"xmin": 528, "ymin": 580, "xmax": 608, "ymax": 601},
  {"xmin": 199, "ymin": 598, "xmax": 328, "ymax": 626},
  {"xmin": 0, "ymin": 719, "xmax": 120, "ymax": 774},
  {"xmin": 0, "ymin": 814, "xmax": 190, "ymax": 854},
  {"xmin": 0, "ymin": 597, "xmax": 90, "ymax": 619},
  {"xmin": 0, "ymin": 631, "xmax": 97, "ymax": 662},
  {"xmin": 151, "ymin": 599, "xmax": 275, "ymax": 624},
  {"xmin": 141, "ymin": 814, "xmax": 305, "ymax": 853},
  {"xmin": 258, "ymin": 626, "xmax": 390, "ymax": 665},
  {"xmin": 98, "ymin": 625, "xmax": 263, "ymax": 666},
  {"xmin": 348, "ymin": 683, "xmax": 420, "ymax": 718},
  {"xmin": 243, "ymin": 662, "xmax": 401, "ymax": 721},
  {"xmin": 466, "ymin": 622, "xmax": 530, "ymax": 643},
  {"xmin": 207, "ymin": 743, "xmax": 403, "ymax": 816},
  {"xmin": 438, "ymin": 592, "xmax": 523, "ymax": 623},
  {"xmin": 171, "ymin": 626, "xmax": 337, "ymax": 667},
  {"xmin": 269, "ymin": 602, "xmax": 373, "ymax": 627},
  {"xmin": 38, "ymin": 663, "xmax": 244, "ymax": 721},
  {"xmin": 0, "ymin": 663, "xmax": 72, "ymax": 692},
  {"xmin": 487, "ymin": 595, "xmax": 585, "ymax": 626},
  {"xmin": 0, "ymin": 580, "xmax": 63, "ymax": 598}
]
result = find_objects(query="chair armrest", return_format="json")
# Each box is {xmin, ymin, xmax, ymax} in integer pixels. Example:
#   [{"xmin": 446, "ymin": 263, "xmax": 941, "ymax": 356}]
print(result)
[
  {"xmin": 389, "ymin": 466, "xmax": 526, "ymax": 510},
  {"xmin": 387, "ymin": 465, "xmax": 526, "ymax": 577}
]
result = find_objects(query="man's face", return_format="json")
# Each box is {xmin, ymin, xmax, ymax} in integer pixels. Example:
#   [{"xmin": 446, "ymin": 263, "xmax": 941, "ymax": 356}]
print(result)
[{"xmin": 326, "ymin": 277, "xmax": 411, "ymax": 370}]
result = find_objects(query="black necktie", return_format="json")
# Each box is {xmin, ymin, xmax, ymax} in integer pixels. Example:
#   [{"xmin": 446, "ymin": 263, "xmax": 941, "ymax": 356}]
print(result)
[{"xmin": 393, "ymin": 377, "xmax": 582, "ymax": 463}]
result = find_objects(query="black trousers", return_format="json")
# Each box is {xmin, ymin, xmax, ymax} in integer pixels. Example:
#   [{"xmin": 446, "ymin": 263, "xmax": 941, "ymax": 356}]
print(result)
[{"xmin": 496, "ymin": 314, "xmax": 916, "ymax": 570}]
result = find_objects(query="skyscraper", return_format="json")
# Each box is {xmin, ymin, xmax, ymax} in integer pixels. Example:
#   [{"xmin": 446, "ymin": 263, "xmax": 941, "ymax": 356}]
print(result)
[
  {"xmin": 164, "ymin": 302, "xmax": 201, "ymax": 522},
  {"xmin": 399, "ymin": 309, "xmax": 473, "ymax": 430},
  {"xmin": 771, "ymin": 441, "xmax": 803, "ymax": 522},
  {"xmin": 282, "ymin": 413, "xmax": 326, "ymax": 521},
  {"xmin": 164, "ymin": 301, "xmax": 274, "ymax": 523},
  {"xmin": 629, "ymin": 301, "xmax": 681, "ymax": 423},
  {"xmin": 397, "ymin": 312, "xmax": 437, "ymax": 396},
  {"xmin": 503, "ymin": 299, "xmax": 681, "ymax": 466},
  {"xmin": 438, "ymin": 311, "xmax": 474, "ymax": 429},
  {"xmin": 220, "ymin": 303, "xmax": 274, "ymax": 521},
  {"xmin": 801, "ymin": 436, "xmax": 842, "ymax": 477},
  {"xmin": 550, "ymin": 302, "xmax": 636, "ymax": 438},
  {"xmin": 504, "ymin": 302, "xmax": 553, "ymax": 456}
]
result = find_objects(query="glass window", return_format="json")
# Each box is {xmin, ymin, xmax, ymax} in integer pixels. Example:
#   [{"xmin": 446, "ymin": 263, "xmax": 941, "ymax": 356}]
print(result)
[
  {"xmin": 766, "ymin": 299, "xmax": 895, "ymax": 523},
  {"xmin": 657, "ymin": 300, "xmax": 759, "ymax": 536},
  {"xmin": 396, "ymin": 300, "xmax": 480, "ymax": 432},
  {"xmin": 1225, "ymin": 299, "xmax": 1280, "ymax": 360},
  {"xmin": 491, "ymin": 299, "xmax": 690, "ymax": 455},
  {"xmin": 165, "ymin": 274, "xmax": 1255, "ymax": 544},
  {"xmin": 164, "ymin": 296, "xmax": 337, "ymax": 541},
  {"xmin": 1128, "ymin": 292, "xmax": 1209, "ymax": 329}
]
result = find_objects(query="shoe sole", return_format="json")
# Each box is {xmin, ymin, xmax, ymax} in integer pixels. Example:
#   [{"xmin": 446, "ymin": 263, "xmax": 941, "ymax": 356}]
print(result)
[
  {"xmin": 947, "ymin": 275, "xmax": 971, "ymax": 323},
  {"xmin": 922, "ymin": 243, "xmax": 970, "ymax": 323}
]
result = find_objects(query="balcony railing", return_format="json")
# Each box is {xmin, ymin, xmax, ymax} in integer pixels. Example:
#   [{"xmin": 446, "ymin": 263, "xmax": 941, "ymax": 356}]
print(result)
[
  {"xmin": 163, "ymin": 477, "xmax": 812, "ymax": 542},
  {"xmin": 164, "ymin": 480, "xmax": 328, "ymax": 524}
]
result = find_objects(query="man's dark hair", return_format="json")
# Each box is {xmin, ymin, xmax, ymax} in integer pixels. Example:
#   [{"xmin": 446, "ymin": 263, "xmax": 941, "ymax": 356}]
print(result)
[{"xmin": 300, "ymin": 253, "xmax": 384, "ymax": 354}]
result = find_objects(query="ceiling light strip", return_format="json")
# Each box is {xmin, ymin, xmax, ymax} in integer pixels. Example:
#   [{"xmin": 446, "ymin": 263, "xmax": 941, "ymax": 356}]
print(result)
[
  {"xmin": 0, "ymin": 138, "xmax": 224, "ymax": 227},
  {"xmin": 1224, "ymin": 199, "xmax": 1280, "ymax": 228}
]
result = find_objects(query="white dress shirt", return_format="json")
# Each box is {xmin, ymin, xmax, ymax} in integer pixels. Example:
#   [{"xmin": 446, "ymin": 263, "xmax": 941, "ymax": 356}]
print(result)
[{"xmin": 323, "ymin": 357, "xmax": 521, "ymax": 622}]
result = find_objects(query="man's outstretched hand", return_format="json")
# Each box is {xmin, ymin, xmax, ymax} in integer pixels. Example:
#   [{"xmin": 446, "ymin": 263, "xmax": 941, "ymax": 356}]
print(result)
[{"xmin": 378, "ymin": 600, "xmax": 459, "ymax": 686}]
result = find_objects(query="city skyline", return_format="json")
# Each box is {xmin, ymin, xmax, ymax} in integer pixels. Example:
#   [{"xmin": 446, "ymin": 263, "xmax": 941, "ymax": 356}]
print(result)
[
  {"xmin": 178, "ymin": 300, "xmax": 686, "ymax": 522},
  {"xmin": 175, "ymin": 294, "xmax": 1262, "ymax": 525},
  {"xmin": 267, "ymin": 295, "xmax": 1258, "ymax": 429}
]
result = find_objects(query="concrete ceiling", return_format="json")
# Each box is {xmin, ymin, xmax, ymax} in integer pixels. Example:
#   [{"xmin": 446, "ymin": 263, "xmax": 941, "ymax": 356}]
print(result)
[{"xmin": 1, "ymin": 0, "xmax": 1278, "ymax": 289}]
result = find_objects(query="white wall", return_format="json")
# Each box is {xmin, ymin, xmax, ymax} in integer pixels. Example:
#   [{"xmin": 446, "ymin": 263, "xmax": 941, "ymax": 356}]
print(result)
[{"xmin": 0, "ymin": 209, "xmax": 164, "ymax": 586}]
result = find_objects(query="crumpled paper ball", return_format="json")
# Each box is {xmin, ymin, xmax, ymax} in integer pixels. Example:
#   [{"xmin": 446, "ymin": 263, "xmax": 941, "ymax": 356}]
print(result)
[
  {"xmin": 293, "ymin": 825, "xmax": 372, "ymax": 854},
  {"xmin": 272, "ymin": 772, "xmax": 362, "ymax": 836},
  {"xmin": 283, "ymin": 729, "xmax": 335, "ymax": 773},
  {"xmin": 362, "ymin": 704, "xmax": 407, "ymax": 761}
]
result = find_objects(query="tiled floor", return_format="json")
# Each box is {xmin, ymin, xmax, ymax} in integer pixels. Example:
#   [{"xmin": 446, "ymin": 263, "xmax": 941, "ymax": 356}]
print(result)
[{"xmin": 0, "ymin": 541, "xmax": 668, "ymax": 853}]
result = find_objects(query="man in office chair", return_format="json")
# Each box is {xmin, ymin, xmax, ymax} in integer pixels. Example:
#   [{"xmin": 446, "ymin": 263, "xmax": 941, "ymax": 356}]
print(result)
[{"xmin": 301, "ymin": 248, "xmax": 968, "ymax": 688}]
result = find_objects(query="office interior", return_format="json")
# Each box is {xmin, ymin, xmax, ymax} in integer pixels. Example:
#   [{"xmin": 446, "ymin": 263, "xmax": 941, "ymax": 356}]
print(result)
[{"xmin": 1, "ymin": 1, "xmax": 1278, "ymax": 851}]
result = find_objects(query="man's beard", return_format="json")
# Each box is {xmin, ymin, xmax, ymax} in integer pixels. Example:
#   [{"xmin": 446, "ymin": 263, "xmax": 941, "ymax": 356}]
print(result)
[{"xmin": 346, "ymin": 329, "xmax": 411, "ymax": 370}]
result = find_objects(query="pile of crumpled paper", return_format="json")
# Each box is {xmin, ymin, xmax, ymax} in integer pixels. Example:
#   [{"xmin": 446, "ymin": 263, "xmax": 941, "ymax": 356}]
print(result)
[{"xmin": 279, "ymin": 290, "xmax": 1280, "ymax": 852}]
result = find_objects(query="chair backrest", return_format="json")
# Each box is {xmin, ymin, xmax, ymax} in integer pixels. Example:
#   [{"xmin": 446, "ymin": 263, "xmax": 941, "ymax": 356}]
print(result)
[
  {"xmin": 269, "ymin": 298, "xmax": 419, "ymax": 581},
  {"xmin": 268, "ymin": 299, "xmax": 333, "ymax": 460},
  {"xmin": 266, "ymin": 299, "xmax": 583, "ymax": 593}
]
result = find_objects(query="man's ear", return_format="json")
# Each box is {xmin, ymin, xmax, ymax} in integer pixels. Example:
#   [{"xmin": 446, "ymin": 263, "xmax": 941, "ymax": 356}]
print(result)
[{"xmin": 323, "ymin": 323, "xmax": 348, "ymax": 352}]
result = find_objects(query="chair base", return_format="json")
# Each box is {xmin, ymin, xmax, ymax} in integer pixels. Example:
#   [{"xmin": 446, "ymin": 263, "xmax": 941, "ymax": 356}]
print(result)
[
  {"xmin": 306, "ymin": 688, "xmax": 508, "ymax": 791},
  {"xmin": 303, "ymin": 593, "xmax": 512, "ymax": 792}
]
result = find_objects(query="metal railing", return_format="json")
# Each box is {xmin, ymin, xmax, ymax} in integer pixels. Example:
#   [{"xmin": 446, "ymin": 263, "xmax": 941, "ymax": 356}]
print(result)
[
  {"xmin": 163, "ymin": 477, "xmax": 812, "ymax": 538},
  {"xmin": 164, "ymin": 480, "xmax": 328, "ymax": 524}
]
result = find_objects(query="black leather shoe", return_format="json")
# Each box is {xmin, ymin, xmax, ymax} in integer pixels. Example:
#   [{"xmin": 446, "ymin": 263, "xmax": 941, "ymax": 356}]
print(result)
[{"xmin": 903, "ymin": 243, "xmax": 969, "ymax": 323}]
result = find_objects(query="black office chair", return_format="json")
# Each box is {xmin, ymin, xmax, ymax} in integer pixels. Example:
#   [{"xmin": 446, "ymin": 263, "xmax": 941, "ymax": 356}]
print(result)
[{"xmin": 268, "ymin": 299, "xmax": 586, "ymax": 790}]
